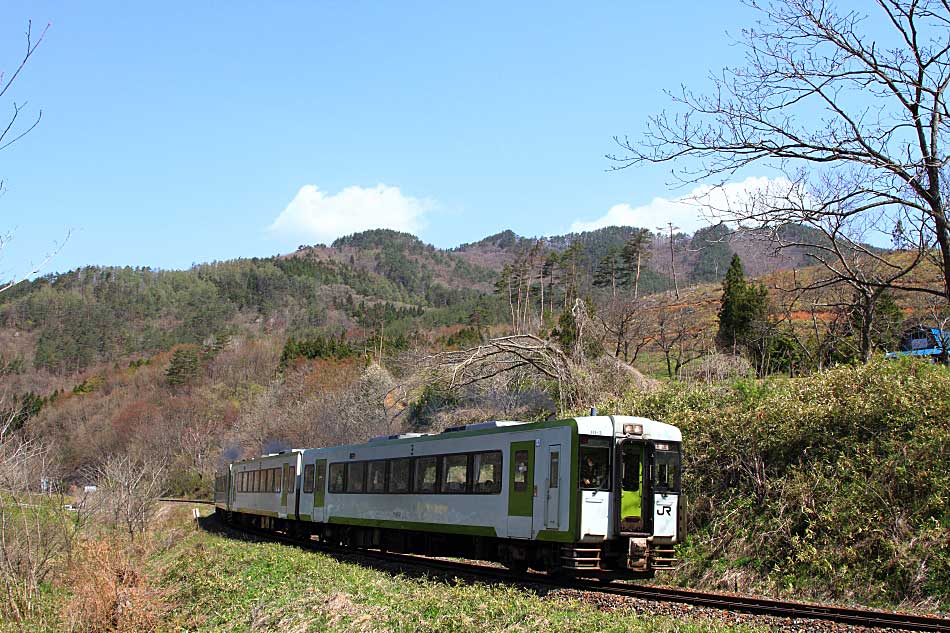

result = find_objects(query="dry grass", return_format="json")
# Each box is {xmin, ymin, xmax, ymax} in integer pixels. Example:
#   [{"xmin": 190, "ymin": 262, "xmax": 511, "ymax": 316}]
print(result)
[{"xmin": 60, "ymin": 538, "xmax": 171, "ymax": 633}]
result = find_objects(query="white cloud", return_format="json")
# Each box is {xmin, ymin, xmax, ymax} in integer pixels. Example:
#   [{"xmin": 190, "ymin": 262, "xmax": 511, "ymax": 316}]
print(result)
[
  {"xmin": 269, "ymin": 184, "xmax": 433, "ymax": 244},
  {"xmin": 570, "ymin": 176, "xmax": 794, "ymax": 234}
]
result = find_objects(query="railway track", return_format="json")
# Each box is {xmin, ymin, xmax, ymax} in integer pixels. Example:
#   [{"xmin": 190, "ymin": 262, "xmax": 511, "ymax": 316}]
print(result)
[{"xmin": 161, "ymin": 500, "xmax": 950, "ymax": 632}]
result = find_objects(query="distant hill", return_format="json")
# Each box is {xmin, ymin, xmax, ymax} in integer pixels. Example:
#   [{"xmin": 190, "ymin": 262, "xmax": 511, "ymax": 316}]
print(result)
[{"xmin": 0, "ymin": 223, "xmax": 876, "ymax": 377}]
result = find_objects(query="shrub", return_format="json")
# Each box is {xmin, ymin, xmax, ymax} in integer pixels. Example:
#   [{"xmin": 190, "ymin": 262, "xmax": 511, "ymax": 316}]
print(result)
[{"xmin": 602, "ymin": 357, "xmax": 950, "ymax": 608}]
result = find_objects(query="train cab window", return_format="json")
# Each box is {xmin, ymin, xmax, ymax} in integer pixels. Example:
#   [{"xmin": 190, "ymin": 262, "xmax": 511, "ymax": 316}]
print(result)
[
  {"xmin": 367, "ymin": 461, "xmax": 387, "ymax": 493},
  {"xmin": 345, "ymin": 462, "xmax": 365, "ymax": 493},
  {"xmin": 652, "ymin": 449, "xmax": 681, "ymax": 493},
  {"xmin": 441, "ymin": 454, "xmax": 469, "ymax": 493},
  {"xmin": 580, "ymin": 437, "xmax": 611, "ymax": 491},
  {"xmin": 513, "ymin": 450, "xmax": 529, "ymax": 492},
  {"xmin": 622, "ymin": 444, "xmax": 641, "ymax": 492},
  {"xmin": 473, "ymin": 451, "xmax": 502, "ymax": 494},
  {"xmin": 303, "ymin": 464, "xmax": 315, "ymax": 494},
  {"xmin": 329, "ymin": 463, "xmax": 345, "ymax": 493},
  {"xmin": 414, "ymin": 456, "xmax": 438, "ymax": 493},
  {"xmin": 389, "ymin": 458, "xmax": 411, "ymax": 493},
  {"xmin": 285, "ymin": 466, "xmax": 295, "ymax": 493}
]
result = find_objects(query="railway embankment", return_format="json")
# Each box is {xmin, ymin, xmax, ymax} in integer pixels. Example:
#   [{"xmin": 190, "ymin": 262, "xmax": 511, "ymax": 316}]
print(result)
[
  {"xmin": 145, "ymin": 506, "xmax": 761, "ymax": 632},
  {"xmin": 597, "ymin": 357, "xmax": 950, "ymax": 613}
]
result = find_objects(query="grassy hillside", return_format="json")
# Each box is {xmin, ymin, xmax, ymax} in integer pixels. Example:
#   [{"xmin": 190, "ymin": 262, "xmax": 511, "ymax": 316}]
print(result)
[
  {"xmin": 597, "ymin": 358, "xmax": 950, "ymax": 610},
  {"xmin": 8, "ymin": 506, "xmax": 755, "ymax": 633}
]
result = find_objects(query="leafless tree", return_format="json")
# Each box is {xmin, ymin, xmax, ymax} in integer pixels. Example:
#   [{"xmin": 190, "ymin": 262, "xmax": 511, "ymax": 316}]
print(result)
[
  {"xmin": 426, "ymin": 334, "xmax": 580, "ymax": 412},
  {"xmin": 0, "ymin": 434, "xmax": 82, "ymax": 629},
  {"xmin": 612, "ymin": 0, "xmax": 950, "ymax": 305},
  {"xmin": 93, "ymin": 455, "xmax": 166, "ymax": 542},
  {"xmin": 0, "ymin": 20, "xmax": 62, "ymax": 295},
  {"xmin": 653, "ymin": 304, "xmax": 710, "ymax": 378},
  {"xmin": 595, "ymin": 297, "xmax": 652, "ymax": 363}
]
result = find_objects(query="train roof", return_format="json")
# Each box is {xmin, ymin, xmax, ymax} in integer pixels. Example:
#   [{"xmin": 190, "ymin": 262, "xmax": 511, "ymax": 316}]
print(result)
[
  {"xmin": 231, "ymin": 448, "xmax": 304, "ymax": 466},
  {"xmin": 300, "ymin": 415, "xmax": 681, "ymax": 456}
]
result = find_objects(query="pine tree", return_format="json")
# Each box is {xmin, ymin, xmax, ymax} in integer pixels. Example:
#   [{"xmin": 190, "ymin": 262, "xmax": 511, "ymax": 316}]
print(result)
[
  {"xmin": 619, "ymin": 229, "xmax": 652, "ymax": 299},
  {"xmin": 593, "ymin": 249, "xmax": 622, "ymax": 297},
  {"xmin": 165, "ymin": 345, "xmax": 202, "ymax": 387},
  {"xmin": 716, "ymin": 255, "xmax": 769, "ymax": 351}
]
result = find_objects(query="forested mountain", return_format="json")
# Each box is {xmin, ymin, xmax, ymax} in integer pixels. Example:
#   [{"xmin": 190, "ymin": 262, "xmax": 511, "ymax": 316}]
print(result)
[{"xmin": 0, "ymin": 224, "xmax": 844, "ymax": 377}]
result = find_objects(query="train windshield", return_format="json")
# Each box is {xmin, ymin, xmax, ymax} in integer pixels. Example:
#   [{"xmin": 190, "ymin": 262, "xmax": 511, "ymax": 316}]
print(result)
[
  {"xmin": 652, "ymin": 447, "xmax": 681, "ymax": 493},
  {"xmin": 579, "ymin": 436, "xmax": 611, "ymax": 491}
]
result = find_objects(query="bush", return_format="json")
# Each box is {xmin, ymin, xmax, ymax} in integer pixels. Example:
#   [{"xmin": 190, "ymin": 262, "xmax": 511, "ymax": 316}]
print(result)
[{"xmin": 602, "ymin": 357, "xmax": 950, "ymax": 608}]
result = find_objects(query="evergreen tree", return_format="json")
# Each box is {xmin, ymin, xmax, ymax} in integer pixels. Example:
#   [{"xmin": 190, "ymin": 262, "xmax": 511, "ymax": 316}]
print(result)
[
  {"xmin": 553, "ymin": 306, "xmax": 578, "ymax": 351},
  {"xmin": 690, "ymin": 224, "xmax": 734, "ymax": 283},
  {"xmin": 592, "ymin": 249, "xmax": 622, "ymax": 297},
  {"xmin": 716, "ymin": 255, "xmax": 769, "ymax": 352},
  {"xmin": 165, "ymin": 346, "xmax": 202, "ymax": 387},
  {"xmin": 619, "ymin": 229, "xmax": 652, "ymax": 299}
]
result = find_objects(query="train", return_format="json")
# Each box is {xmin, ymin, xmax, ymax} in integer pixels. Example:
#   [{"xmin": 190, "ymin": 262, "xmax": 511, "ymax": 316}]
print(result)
[{"xmin": 213, "ymin": 414, "xmax": 683, "ymax": 577}]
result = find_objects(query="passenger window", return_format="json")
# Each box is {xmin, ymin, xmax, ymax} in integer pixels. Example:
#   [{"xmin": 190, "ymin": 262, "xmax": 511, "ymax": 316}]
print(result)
[
  {"xmin": 389, "ymin": 458, "xmax": 411, "ymax": 493},
  {"xmin": 473, "ymin": 452, "xmax": 502, "ymax": 494},
  {"xmin": 367, "ymin": 461, "xmax": 387, "ymax": 493},
  {"xmin": 549, "ymin": 451, "xmax": 559, "ymax": 489},
  {"xmin": 303, "ymin": 464, "xmax": 315, "ymax": 494},
  {"xmin": 441, "ymin": 454, "xmax": 469, "ymax": 493},
  {"xmin": 329, "ymin": 463, "xmax": 345, "ymax": 493},
  {"xmin": 346, "ymin": 462, "xmax": 365, "ymax": 493},
  {"xmin": 286, "ymin": 466, "xmax": 295, "ymax": 493},
  {"xmin": 254, "ymin": 470, "xmax": 261, "ymax": 493},
  {"xmin": 414, "ymin": 457, "xmax": 438, "ymax": 493},
  {"xmin": 266, "ymin": 469, "xmax": 274, "ymax": 492},
  {"xmin": 274, "ymin": 468, "xmax": 281, "ymax": 492},
  {"xmin": 513, "ymin": 450, "xmax": 529, "ymax": 492}
]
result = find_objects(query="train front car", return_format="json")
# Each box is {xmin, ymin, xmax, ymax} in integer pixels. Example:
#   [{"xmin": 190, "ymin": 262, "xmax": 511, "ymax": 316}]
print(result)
[{"xmin": 570, "ymin": 415, "xmax": 682, "ymax": 578}]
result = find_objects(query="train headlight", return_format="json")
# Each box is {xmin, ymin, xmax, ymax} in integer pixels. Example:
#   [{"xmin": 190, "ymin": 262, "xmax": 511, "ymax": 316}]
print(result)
[{"xmin": 623, "ymin": 423, "xmax": 643, "ymax": 435}]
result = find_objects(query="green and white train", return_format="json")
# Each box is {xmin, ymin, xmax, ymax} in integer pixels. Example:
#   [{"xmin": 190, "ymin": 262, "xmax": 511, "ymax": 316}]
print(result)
[{"xmin": 213, "ymin": 414, "xmax": 682, "ymax": 577}]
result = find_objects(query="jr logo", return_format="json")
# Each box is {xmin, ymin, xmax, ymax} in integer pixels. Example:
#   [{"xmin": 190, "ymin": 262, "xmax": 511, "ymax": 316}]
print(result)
[{"xmin": 656, "ymin": 505, "xmax": 672, "ymax": 516}]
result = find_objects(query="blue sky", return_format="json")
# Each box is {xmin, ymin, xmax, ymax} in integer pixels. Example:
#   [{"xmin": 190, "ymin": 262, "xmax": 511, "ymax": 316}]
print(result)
[{"xmin": 2, "ymin": 1, "xmax": 773, "ymax": 275}]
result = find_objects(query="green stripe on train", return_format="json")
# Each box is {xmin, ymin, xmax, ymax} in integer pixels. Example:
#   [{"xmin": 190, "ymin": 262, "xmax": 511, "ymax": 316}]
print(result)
[{"xmin": 327, "ymin": 516, "xmax": 497, "ymax": 537}]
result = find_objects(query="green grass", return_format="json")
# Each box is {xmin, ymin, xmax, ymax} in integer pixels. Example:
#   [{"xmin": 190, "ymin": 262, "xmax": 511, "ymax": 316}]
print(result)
[
  {"xmin": 154, "ymin": 515, "xmax": 760, "ymax": 633},
  {"xmin": 599, "ymin": 357, "xmax": 950, "ymax": 611}
]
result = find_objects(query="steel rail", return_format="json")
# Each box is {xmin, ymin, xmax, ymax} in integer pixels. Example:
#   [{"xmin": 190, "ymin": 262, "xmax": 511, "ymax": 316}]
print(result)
[
  {"xmin": 159, "ymin": 497, "xmax": 215, "ymax": 505},
  {"xmin": 164, "ymin": 502, "xmax": 950, "ymax": 632}
]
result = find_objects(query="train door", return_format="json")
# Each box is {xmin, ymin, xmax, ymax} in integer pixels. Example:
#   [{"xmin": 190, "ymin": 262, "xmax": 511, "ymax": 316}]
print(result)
[
  {"xmin": 313, "ymin": 459, "xmax": 327, "ymax": 522},
  {"xmin": 281, "ymin": 464, "xmax": 289, "ymax": 508},
  {"xmin": 619, "ymin": 440, "xmax": 645, "ymax": 533},
  {"xmin": 507, "ymin": 441, "xmax": 534, "ymax": 538},
  {"xmin": 544, "ymin": 444, "xmax": 561, "ymax": 529},
  {"xmin": 281, "ymin": 463, "xmax": 296, "ymax": 515}
]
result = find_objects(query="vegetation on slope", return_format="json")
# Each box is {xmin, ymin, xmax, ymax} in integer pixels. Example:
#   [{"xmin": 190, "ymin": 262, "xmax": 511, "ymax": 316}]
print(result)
[
  {"xmin": 600, "ymin": 358, "xmax": 950, "ymax": 609},
  {"xmin": 157, "ymin": 513, "xmax": 754, "ymax": 633}
]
